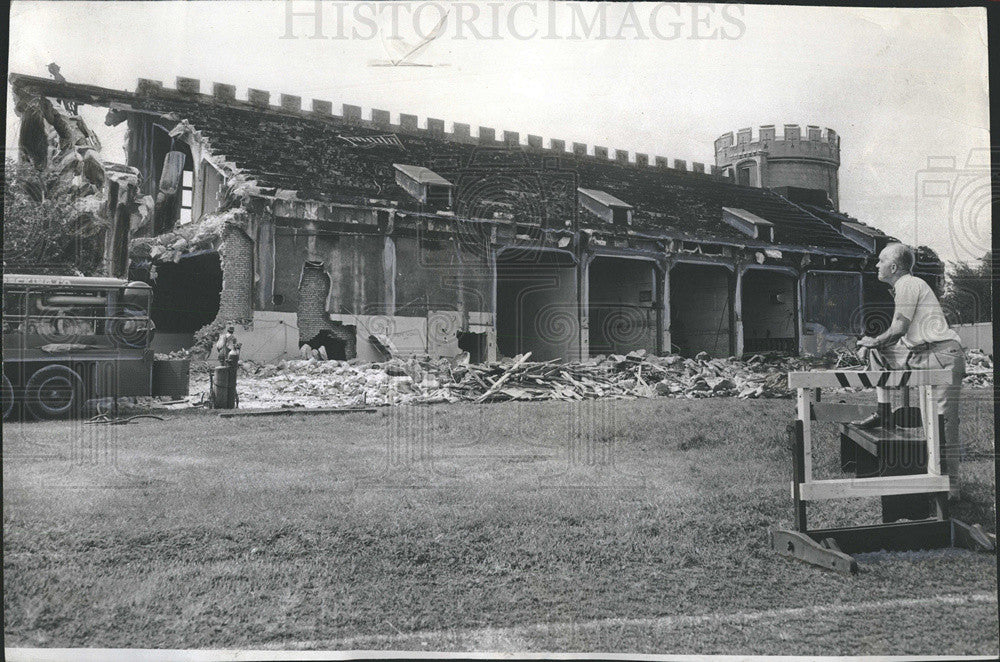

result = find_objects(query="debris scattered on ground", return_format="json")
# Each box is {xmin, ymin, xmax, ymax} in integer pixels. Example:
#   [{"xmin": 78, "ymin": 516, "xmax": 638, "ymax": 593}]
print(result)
[
  {"xmin": 176, "ymin": 345, "xmax": 992, "ymax": 410},
  {"xmin": 155, "ymin": 349, "xmax": 196, "ymax": 361},
  {"xmin": 964, "ymin": 349, "xmax": 993, "ymax": 387},
  {"xmin": 85, "ymin": 413, "xmax": 166, "ymax": 425},
  {"xmin": 217, "ymin": 406, "xmax": 377, "ymax": 418}
]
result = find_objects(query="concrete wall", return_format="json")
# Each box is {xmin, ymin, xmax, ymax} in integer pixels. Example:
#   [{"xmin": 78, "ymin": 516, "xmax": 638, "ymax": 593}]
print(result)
[
  {"xmin": 330, "ymin": 313, "xmax": 428, "ymax": 362},
  {"xmin": 224, "ymin": 217, "xmax": 876, "ymax": 363},
  {"xmin": 269, "ymin": 231, "xmax": 385, "ymax": 315},
  {"xmin": 265, "ymin": 224, "xmax": 496, "ymax": 361},
  {"xmin": 319, "ymin": 233, "xmax": 385, "ymax": 315},
  {"xmin": 954, "ymin": 322, "xmax": 993, "ymax": 355},
  {"xmin": 394, "ymin": 236, "xmax": 492, "ymax": 317},
  {"xmin": 271, "ymin": 230, "xmax": 307, "ymax": 312},
  {"xmin": 228, "ymin": 311, "xmax": 300, "ymax": 363},
  {"xmin": 765, "ymin": 160, "xmax": 838, "ymax": 208}
]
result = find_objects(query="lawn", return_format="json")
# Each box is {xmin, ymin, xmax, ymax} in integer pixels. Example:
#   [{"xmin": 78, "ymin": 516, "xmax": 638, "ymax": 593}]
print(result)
[{"xmin": 3, "ymin": 390, "xmax": 997, "ymax": 654}]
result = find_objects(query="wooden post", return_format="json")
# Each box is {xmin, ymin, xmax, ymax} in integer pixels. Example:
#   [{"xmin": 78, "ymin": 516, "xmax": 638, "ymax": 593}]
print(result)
[
  {"xmin": 792, "ymin": 420, "xmax": 807, "ymax": 532},
  {"xmin": 938, "ymin": 412, "xmax": 949, "ymax": 477},
  {"xmin": 924, "ymin": 387, "xmax": 941, "ymax": 476},
  {"xmin": 796, "ymin": 387, "xmax": 815, "ymax": 481}
]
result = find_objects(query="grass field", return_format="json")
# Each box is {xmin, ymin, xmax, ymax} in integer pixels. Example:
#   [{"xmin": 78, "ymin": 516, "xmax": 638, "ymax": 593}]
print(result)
[{"xmin": 3, "ymin": 390, "xmax": 997, "ymax": 655}]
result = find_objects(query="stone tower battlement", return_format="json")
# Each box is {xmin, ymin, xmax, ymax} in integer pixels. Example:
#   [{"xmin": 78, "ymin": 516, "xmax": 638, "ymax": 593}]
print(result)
[{"xmin": 713, "ymin": 124, "xmax": 841, "ymax": 210}]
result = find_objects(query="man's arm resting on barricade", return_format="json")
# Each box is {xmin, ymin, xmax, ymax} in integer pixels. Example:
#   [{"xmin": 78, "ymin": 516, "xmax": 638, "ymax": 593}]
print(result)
[{"xmin": 858, "ymin": 313, "xmax": 910, "ymax": 349}]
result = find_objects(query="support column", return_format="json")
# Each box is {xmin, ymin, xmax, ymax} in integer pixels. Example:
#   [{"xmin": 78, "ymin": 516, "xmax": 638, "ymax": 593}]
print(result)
[
  {"xmin": 489, "ymin": 239, "xmax": 498, "ymax": 351},
  {"xmin": 660, "ymin": 261, "xmax": 671, "ymax": 354},
  {"xmin": 383, "ymin": 235, "xmax": 396, "ymax": 316},
  {"xmin": 216, "ymin": 223, "xmax": 254, "ymax": 323},
  {"xmin": 734, "ymin": 265, "xmax": 745, "ymax": 358},
  {"xmin": 579, "ymin": 254, "xmax": 591, "ymax": 360},
  {"xmin": 798, "ymin": 272, "xmax": 808, "ymax": 356}
]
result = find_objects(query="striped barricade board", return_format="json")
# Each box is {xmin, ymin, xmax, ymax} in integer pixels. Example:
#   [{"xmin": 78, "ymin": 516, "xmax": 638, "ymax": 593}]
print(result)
[{"xmin": 787, "ymin": 369, "xmax": 953, "ymax": 389}]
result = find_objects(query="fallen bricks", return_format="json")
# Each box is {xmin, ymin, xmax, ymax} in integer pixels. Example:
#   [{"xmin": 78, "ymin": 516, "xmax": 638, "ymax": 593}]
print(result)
[{"xmin": 177, "ymin": 347, "xmax": 991, "ymax": 410}]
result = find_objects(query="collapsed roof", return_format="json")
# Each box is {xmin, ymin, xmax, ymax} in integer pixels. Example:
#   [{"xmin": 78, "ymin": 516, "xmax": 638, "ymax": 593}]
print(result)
[{"xmin": 9, "ymin": 73, "xmax": 872, "ymax": 256}]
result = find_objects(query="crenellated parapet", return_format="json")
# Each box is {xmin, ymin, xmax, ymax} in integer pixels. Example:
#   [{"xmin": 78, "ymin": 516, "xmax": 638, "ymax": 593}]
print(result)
[
  {"xmin": 126, "ymin": 76, "xmax": 721, "ymax": 179},
  {"xmin": 713, "ymin": 122, "xmax": 841, "ymax": 209},
  {"xmin": 714, "ymin": 124, "xmax": 840, "ymax": 168}
]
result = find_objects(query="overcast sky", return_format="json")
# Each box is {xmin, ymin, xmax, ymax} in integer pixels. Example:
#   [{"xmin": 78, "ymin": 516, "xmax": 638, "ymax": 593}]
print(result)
[{"xmin": 6, "ymin": 1, "xmax": 991, "ymax": 264}]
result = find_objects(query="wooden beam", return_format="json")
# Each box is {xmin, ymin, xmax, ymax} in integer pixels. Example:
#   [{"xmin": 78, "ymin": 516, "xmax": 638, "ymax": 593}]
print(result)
[
  {"xmin": 771, "ymin": 529, "xmax": 857, "ymax": 575},
  {"xmin": 921, "ymin": 386, "xmax": 943, "ymax": 476},
  {"xmin": 475, "ymin": 352, "xmax": 531, "ymax": 403},
  {"xmin": 839, "ymin": 424, "xmax": 925, "ymax": 447},
  {"xmin": 791, "ymin": 421, "xmax": 807, "ymax": 532},
  {"xmin": 805, "ymin": 519, "xmax": 951, "ymax": 554},
  {"xmin": 798, "ymin": 474, "xmax": 951, "ymax": 501},
  {"xmin": 951, "ymin": 520, "xmax": 996, "ymax": 552},
  {"xmin": 797, "ymin": 388, "xmax": 815, "ymax": 481}
]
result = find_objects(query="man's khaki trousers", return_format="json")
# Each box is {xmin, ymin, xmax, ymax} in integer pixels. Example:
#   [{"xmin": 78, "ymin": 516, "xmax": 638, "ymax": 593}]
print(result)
[{"xmin": 883, "ymin": 340, "xmax": 965, "ymax": 490}]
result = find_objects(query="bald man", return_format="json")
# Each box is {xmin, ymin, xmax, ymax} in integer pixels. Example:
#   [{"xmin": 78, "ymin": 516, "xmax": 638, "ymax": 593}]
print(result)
[{"xmin": 857, "ymin": 243, "xmax": 965, "ymax": 491}]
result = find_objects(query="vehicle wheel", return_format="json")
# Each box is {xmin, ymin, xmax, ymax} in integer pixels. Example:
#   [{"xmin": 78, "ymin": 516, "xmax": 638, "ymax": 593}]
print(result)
[
  {"xmin": 1, "ymin": 372, "xmax": 14, "ymax": 420},
  {"xmin": 24, "ymin": 365, "xmax": 85, "ymax": 420}
]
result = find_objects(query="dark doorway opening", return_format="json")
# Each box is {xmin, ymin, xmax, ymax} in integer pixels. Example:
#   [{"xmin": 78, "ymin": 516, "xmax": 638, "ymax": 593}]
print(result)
[
  {"xmin": 458, "ymin": 331, "xmax": 487, "ymax": 364},
  {"xmin": 304, "ymin": 329, "xmax": 348, "ymax": 360},
  {"xmin": 137, "ymin": 252, "xmax": 222, "ymax": 333},
  {"xmin": 496, "ymin": 250, "xmax": 579, "ymax": 361},
  {"xmin": 741, "ymin": 269, "xmax": 798, "ymax": 354},
  {"xmin": 588, "ymin": 257, "xmax": 658, "ymax": 356},
  {"xmin": 669, "ymin": 263, "xmax": 733, "ymax": 357}
]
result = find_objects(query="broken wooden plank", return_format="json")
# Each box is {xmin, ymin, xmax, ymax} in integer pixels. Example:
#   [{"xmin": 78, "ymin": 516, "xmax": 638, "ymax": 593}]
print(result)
[
  {"xmin": 475, "ymin": 352, "xmax": 532, "ymax": 403},
  {"xmin": 219, "ymin": 407, "xmax": 377, "ymax": 418}
]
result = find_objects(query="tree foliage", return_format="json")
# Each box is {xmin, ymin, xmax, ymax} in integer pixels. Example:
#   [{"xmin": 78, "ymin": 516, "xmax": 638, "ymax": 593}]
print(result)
[
  {"xmin": 941, "ymin": 251, "xmax": 993, "ymax": 324},
  {"xmin": 3, "ymin": 158, "xmax": 108, "ymax": 275}
]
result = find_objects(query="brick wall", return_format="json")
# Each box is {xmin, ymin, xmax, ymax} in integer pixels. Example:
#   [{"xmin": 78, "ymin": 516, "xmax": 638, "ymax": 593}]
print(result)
[
  {"xmin": 216, "ymin": 223, "xmax": 254, "ymax": 323},
  {"xmin": 298, "ymin": 261, "xmax": 357, "ymax": 358}
]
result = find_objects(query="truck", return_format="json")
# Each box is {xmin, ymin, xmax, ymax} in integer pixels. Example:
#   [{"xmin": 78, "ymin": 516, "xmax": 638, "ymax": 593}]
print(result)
[{"xmin": 2, "ymin": 274, "xmax": 189, "ymax": 419}]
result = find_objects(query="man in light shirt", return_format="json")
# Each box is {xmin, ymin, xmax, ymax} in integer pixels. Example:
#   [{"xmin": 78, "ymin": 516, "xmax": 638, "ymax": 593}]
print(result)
[{"xmin": 857, "ymin": 243, "xmax": 966, "ymax": 488}]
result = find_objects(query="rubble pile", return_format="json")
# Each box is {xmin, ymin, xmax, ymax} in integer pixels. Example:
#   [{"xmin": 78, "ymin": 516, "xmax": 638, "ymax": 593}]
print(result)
[
  {"xmin": 964, "ymin": 349, "xmax": 993, "ymax": 387},
  {"xmin": 186, "ymin": 347, "xmax": 910, "ymax": 409}
]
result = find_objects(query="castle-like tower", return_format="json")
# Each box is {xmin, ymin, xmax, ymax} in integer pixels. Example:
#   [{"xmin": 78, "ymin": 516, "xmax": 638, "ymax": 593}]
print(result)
[{"xmin": 714, "ymin": 124, "xmax": 840, "ymax": 210}]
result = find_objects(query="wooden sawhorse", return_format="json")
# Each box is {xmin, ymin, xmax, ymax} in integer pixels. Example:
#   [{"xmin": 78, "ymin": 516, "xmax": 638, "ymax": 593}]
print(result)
[{"xmin": 771, "ymin": 368, "xmax": 995, "ymax": 574}]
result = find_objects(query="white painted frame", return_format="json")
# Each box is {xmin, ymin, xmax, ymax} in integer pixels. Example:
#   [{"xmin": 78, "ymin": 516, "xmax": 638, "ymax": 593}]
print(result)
[{"xmin": 792, "ymin": 369, "xmax": 953, "ymax": 501}]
